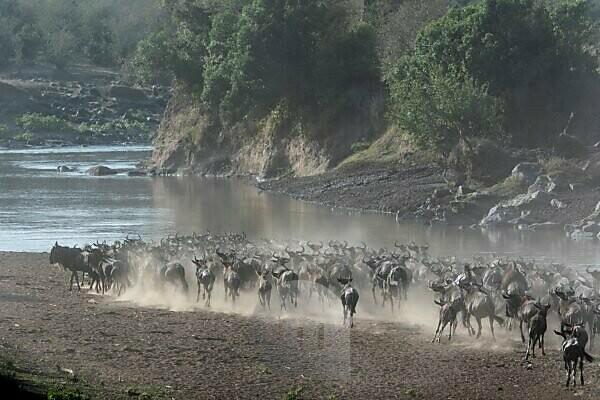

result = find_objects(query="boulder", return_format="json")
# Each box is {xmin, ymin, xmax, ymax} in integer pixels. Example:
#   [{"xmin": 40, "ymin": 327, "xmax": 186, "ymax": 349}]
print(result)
[
  {"xmin": 107, "ymin": 85, "xmax": 147, "ymax": 102},
  {"xmin": 511, "ymin": 162, "xmax": 543, "ymax": 185},
  {"xmin": 57, "ymin": 165, "xmax": 75, "ymax": 173},
  {"xmin": 87, "ymin": 165, "xmax": 118, "ymax": 176},
  {"xmin": 480, "ymin": 191, "xmax": 551, "ymax": 226},
  {"xmin": 550, "ymin": 198, "xmax": 567, "ymax": 209},
  {"xmin": 528, "ymin": 175, "xmax": 557, "ymax": 194}
]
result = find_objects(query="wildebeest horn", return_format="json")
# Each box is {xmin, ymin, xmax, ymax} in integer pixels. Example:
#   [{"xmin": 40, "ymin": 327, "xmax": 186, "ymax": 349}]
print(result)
[{"xmin": 394, "ymin": 241, "xmax": 402, "ymax": 248}]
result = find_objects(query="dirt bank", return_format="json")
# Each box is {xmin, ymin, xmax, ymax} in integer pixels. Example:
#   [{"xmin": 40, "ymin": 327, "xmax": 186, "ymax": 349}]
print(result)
[
  {"xmin": 257, "ymin": 161, "xmax": 446, "ymax": 214},
  {"xmin": 1, "ymin": 252, "xmax": 599, "ymax": 399}
]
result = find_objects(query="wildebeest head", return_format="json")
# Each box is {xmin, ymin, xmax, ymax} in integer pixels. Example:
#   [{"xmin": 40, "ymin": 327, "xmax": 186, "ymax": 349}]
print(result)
[
  {"xmin": 192, "ymin": 255, "xmax": 207, "ymax": 271},
  {"xmin": 553, "ymin": 286, "xmax": 575, "ymax": 301},
  {"xmin": 337, "ymin": 277, "xmax": 353, "ymax": 286},
  {"xmin": 49, "ymin": 241, "xmax": 60, "ymax": 264}
]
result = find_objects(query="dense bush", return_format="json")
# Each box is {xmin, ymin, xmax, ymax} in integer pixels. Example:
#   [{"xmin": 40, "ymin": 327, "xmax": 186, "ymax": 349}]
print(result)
[
  {"xmin": 388, "ymin": 0, "xmax": 599, "ymax": 149},
  {"xmin": 0, "ymin": 0, "xmax": 164, "ymax": 69}
]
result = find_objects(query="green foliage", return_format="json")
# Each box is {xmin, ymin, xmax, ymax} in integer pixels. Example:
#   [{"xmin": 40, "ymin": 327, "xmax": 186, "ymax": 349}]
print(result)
[
  {"xmin": 143, "ymin": 0, "xmax": 380, "ymax": 124},
  {"xmin": 283, "ymin": 386, "xmax": 303, "ymax": 400},
  {"xmin": 0, "ymin": 0, "xmax": 164, "ymax": 69},
  {"xmin": 390, "ymin": 64, "xmax": 504, "ymax": 152},
  {"xmin": 16, "ymin": 113, "xmax": 71, "ymax": 132},
  {"xmin": 389, "ymin": 0, "xmax": 599, "ymax": 149},
  {"xmin": 47, "ymin": 387, "xmax": 88, "ymax": 400}
]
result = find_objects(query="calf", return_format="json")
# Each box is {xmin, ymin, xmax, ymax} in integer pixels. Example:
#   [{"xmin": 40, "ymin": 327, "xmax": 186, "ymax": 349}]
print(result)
[
  {"xmin": 192, "ymin": 257, "xmax": 215, "ymax": 307},
  {"xmin": 339, "ymin": 278, "xmax": 359, "ymax": 328},
  {"xmin": 257, "ymin": 271, "xmax": 272, "ymax": 310},
  {"xmin": 432, "ymin": 298, "xmax": 463, "ymax": 343},
  {"xmin": 554, "ymin": 329, "xmax": 594, "ymax": 387},
  {"xmin": 525, "ymin": 303, "xmax": 551, "ymax": 359}
]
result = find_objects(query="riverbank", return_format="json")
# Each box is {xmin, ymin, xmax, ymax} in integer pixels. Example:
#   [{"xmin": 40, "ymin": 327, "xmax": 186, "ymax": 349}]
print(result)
[
  {"xmin": 258, "ymin": 148, "xmax": 600, "ymax": 238},
  {"xmin": 0, "ymin": 64, "xmax": 167, "ymax": 148},
  {"xmin": 1, "ymin": 251, "xmax": 599, "ymax": 399}
]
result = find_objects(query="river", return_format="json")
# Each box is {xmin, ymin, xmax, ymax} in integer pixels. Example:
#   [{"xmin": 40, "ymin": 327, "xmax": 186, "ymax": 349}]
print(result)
[{"xmin": 0, "ymin": 145, "xmax": 599, "ymax": 264}]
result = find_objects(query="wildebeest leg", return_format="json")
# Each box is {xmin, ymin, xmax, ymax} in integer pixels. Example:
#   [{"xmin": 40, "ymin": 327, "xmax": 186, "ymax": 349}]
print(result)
[
  {"xmin": 489, "ymin": 316, "xmax": 496, "ymax": 341},
  {"xmin": 573, "ymin": 359, "xmax": 578, "ymax": 387},
  {"xmin": 342, "ymin": 304, "xmax": 347, "ymax": 326},
  {"xmin": 519, "ymin": 319, "xmax": 525, "ymax": 343},
  {"xmin": 389, "ymin": 292, "xmax": 394, "ymax": 313},
  {"xmin": 565, "ymin": 360, "xmax": 571, "ymax": 387},
  {"xmin": 475, "ymin": 317, "xmax": 482, "ymax": 339},
  {"xmin": 69, "ymin": 271, "xmax": 74, "ymax": 291},
  {"xmin": 75, "ymin": 271, "xmax": 81, "ymax": 291},
  {"xmin": 371, "ymin": 281, "xmax": 377, "ymax": 305},
  {"xmin": 266, "ymin": 290, "xmax": 271, "ymax": 310},
  {"xmin": 525, "ymin": 334, "xmax": 532, "ymax": 360},
  {"xmin": 541, "ymin": 333, "xmax": 545, "ymax": 355},
  {"xmin": 432, "ymin": 318, "xmax": 442, "ymax": 343},
  {"xmin": 196, "ymin": 283, "xmax": 201, "ymax": 302},
  {"xmin": 206, "ymin": 287, "xmax": 212, "ymax": 307},
  {"xmin": 580, "ymin": 358, "xmax": 584, "ymax": 386}
]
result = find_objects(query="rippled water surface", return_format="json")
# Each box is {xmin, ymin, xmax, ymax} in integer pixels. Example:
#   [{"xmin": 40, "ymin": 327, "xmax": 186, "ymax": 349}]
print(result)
[{"xmin": 1, "ymin": 145, "xmax": 599, "ymax": 264}]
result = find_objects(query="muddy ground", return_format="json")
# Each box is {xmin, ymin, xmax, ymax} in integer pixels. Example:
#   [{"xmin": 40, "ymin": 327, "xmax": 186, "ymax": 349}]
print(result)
[
  {"xmin": 1, "ymin": 252, "xmax": 600, "ymax": 399},
  {"xmin": 258, "ymin": 162, "xmax": 446, "ymax": 215}
]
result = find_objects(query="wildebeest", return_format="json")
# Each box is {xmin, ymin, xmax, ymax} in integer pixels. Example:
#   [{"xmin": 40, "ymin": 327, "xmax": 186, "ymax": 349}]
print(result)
[
  {"xmin": 339, "ymin": 277, "xmax": 359, "ymax": 328},
  {"xmin": 50, "ymin": 242, "xmax": 91, "ymax": 291},
  {"xmin": 257, "ymin": 270, "xmax": 272, "ymax": 310},
  {"xmin": 192, "ymin": 256, "xmax": 215, "ymax": 306},
  {"xmin": 216, "ymin": 250, "xmax": 241, "ymax": 302},
  {"xmin": 525, "ymin": 303, "xmax": 551, "ymax": 359},
  {"xmin": 554, "ymin": 328, "xmax": 594, "ymax": 387},
  {"xmin": 432, "ymin": 298, "xmax": 463, "ymax": 343},
  {"xmin": 502, "ymin": 290, "xmax": 538, "ymax": 342},
  {"xmin": 271, "ymin": 254, "xmax": 299, "ymax": 310},
  {"xmin": 461, "ymin": 283, "xmax": 504, "ymax": 339},
  {"xmin": 110, "ymin": 262, "xmax": 131, "ymax": 296},
  {"xmin": 158, "ymin": 262, "xmax": 189, "ymax": 293}
]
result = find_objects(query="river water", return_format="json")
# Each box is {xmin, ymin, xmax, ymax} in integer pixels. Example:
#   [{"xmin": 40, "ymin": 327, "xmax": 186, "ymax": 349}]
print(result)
[{"xmin": 1, "ymin": 145, "xmax": 599, "ymax": 264}]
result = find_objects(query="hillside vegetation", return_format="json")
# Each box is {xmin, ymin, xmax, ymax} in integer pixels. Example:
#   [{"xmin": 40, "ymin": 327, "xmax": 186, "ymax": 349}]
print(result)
[{"xmin": 138, "ymin": 0, "xmax": 600, "ymax": 179}]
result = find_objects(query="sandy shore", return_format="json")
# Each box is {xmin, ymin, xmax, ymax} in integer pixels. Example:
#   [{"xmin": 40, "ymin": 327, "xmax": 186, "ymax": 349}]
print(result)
[{"xmin": 1, "ymin": 251, "xmax": 599, "ymax": 399}]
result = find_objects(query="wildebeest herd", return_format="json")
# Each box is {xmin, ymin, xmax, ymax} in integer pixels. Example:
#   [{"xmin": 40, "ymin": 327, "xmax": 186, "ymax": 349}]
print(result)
[{"xmin": 49, "ymin": 232, "xmax": 600, "ymax": 386}]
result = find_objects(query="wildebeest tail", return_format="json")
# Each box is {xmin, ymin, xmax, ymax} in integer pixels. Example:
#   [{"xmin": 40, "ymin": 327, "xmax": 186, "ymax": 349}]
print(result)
[
  {"xmin": 494, "ymin": 315, "xmax": 505, "ymax": 326},
  {"xmin": 583, "ymin": 350, "xmax": 594, "ymax": 363}
]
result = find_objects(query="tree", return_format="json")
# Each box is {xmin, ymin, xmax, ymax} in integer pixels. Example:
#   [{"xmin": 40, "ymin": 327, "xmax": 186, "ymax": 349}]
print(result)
[
  {"xmin": 390, "ymin": 63, "xmax": 503, "ymax": 152},
  {"xmin": 389, "ymin": 0, "xmax": 599, "ymax": 148}
]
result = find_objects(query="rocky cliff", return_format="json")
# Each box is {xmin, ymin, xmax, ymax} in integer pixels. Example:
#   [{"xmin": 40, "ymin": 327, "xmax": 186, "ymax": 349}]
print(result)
[{"xmin": 151, "ymin": 87, "xmax": 383, "ymax": 178}]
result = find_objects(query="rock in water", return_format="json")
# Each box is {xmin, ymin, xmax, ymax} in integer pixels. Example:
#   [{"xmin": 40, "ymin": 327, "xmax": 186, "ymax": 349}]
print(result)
[
  {"xmin": 87, "ymin": 165, "xmax": 118, "ymax": 176},
  {"xmin": 527, "ymin": 175, "xmax": 557, "ymax": 193}
]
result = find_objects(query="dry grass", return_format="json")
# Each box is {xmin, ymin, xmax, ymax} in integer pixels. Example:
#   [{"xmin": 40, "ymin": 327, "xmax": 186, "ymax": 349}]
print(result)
[{"xmin": 338, "ymin": 126, "xmax": 436, "ymax": 167}]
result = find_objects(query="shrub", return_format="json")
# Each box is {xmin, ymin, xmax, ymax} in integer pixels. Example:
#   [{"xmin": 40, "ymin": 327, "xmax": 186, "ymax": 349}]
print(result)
[{"xmin": 15, "ymin": 113, "xmax": 71, "ymax": 132}]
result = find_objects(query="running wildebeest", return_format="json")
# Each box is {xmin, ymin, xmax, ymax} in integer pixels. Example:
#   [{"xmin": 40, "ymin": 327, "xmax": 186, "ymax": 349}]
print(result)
[
  {"xmin": 192, "ymin": 256, "xmax": 215, "ymax": 306},
  {"xmin": 554, "ymin": 329, "xmax": 594, "ymax": 387},
  {"xmin": 502, "ymin": 290, "xmax": 538, "ymax": 342},
  {"xmin": 110, "ymin": 262, "xmax": 131, "ymax": 296},
  {"xmin": 158, "ymin": 262, "xmax": 189, "ymax": 293},
  {"xmin": 432, "ymin": 298, "xmax": 463, "ymax": 343},
  {"xmin": 525, "ymin": 302, "xmax": 551, "ymax": 359},
  {"xmin": 339, "ymin": 277, "xmax": 359, "ymax": 328},
  {"xmin": 216, "ymin": 250, "xmax": 241, "ymax": 302},
  {"xmin": 50, "ymin": 242, "xmax": 91, "ymax": 291},
  {"xmin": 257, "ymin": 270, "xmax": 272, "ymax": 310},
  {"xmin": 271, "ymin": 254, "xmax": 299, "ymax": 310},
  {"xmin": 461, "ymin": 282, "xmax": 504, "ymax": 339}
]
